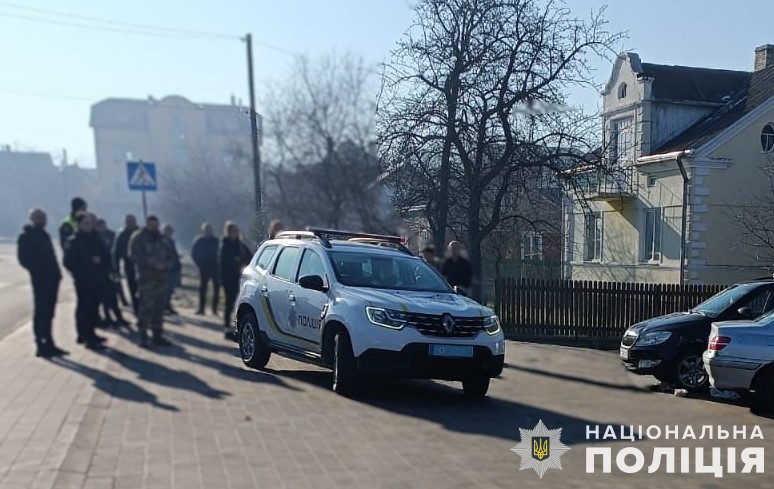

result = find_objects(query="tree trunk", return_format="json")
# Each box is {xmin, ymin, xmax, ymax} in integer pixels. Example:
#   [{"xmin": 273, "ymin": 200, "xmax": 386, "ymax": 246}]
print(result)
[{"xmin": 467, "ymin": 197, "xmax": 483, "ymax": 302}]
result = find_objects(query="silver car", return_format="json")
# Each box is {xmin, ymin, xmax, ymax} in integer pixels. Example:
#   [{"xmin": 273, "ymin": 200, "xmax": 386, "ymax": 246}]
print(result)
[{"xmin": 703, "ymin": 313, "xmax": 774, "ymax": 410}]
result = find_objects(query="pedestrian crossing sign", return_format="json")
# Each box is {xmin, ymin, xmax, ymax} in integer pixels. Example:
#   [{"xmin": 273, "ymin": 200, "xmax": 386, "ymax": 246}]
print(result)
[{"xmin": 127, "ymin": 161, "xmax": 157, "ymax": 191}]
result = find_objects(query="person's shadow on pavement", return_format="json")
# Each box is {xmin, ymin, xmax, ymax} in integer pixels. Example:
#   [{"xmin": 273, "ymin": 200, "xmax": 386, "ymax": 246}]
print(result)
[
  {"xmin": 98, "ymin": 347, "xmax": 230, "ymax": 400},
  {"xmin": 50, "ymin": 357, "xmax": 179, "ymax": 411}
]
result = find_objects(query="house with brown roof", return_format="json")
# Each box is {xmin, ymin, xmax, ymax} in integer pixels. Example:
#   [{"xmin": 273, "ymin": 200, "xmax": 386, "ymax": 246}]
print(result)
[{"xmin": 564, "ymin": 44, "xmax": 774, "ymax": 284}]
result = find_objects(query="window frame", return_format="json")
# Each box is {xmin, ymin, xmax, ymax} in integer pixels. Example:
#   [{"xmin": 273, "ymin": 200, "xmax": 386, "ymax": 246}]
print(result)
[
  {"xmin": 271, "ymin": 246, "xmax": 301, "ymax": 283},
  {"xmin": 521, "ymin": 231, "xmax": 544, "ymax": 261},
  {"xmin": 583, "ymin": 212, "xmax": 603, "ymax": 263},
  {"xmin": 761, "ymin": 123, "xmax": 774, "ymax": 153},
  {"xmin": 610, "ymin": 116, "xmax": 634, "ymax": 165},
  {"xmin": 296, "ymin": 248, "xmax": 327, "ymax": 282},
  {"xmin": 642, "ymin": 208, "xmax": 663, "ymax": 263},
  {"xmin": 255, "ymin": 245, "xmax": 278, "ymax": 271}
]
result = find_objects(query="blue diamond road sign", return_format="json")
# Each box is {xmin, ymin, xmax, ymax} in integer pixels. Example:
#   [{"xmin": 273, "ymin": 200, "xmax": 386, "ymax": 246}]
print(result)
[{"xmin": 127, "ymin": 161, "xmax": 157, "ymax": 191}]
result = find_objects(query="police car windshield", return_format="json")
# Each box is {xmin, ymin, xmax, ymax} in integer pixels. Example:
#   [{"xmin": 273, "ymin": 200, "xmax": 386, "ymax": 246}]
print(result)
[{"xmin": 328, "ymin": 250, "xmax": 451, "ymax": 293}]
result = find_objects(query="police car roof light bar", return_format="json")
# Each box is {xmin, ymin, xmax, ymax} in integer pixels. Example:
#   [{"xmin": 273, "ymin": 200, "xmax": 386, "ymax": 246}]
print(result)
[
  {"xmin": 306, "ymin": 228, "xmax": 403, "ymax": 244},
  {"xmin": 274, "ymin": 230, "xmax": 332, "ymax": 248}
]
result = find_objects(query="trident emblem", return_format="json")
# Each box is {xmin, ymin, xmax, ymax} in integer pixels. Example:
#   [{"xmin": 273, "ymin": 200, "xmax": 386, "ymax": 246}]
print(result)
[{"xmin": 532, "ymin": 437, "xmax": 549, "ymax": 461}]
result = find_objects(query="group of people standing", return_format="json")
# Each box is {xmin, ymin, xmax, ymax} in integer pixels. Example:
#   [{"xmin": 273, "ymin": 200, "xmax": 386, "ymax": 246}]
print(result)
[
  {"xmin": 191, "ymin": 220, "xmax": 255, "ymax": 340},
  {"xmin": 17, "ymin": 197, "xmax": 185, "ymax": 355}
]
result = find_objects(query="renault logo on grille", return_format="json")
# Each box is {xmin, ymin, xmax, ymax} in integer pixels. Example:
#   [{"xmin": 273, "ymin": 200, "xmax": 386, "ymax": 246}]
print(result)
[{"xmin": 441, "ymin": 314, "xmax": 455, "ymax": 333}]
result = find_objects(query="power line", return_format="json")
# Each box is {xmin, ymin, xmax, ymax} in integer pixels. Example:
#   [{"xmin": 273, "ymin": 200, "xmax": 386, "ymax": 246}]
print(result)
[{"xmin": 0, "ymin": 2, "xmax": 294, "ymax": 54}]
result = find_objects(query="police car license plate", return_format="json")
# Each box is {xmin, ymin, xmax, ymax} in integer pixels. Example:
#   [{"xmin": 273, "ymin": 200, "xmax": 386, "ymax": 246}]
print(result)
[
  {"xmin": 619, "ymin": 347, "xmax": 629, "ymax": 360},
  {"xmin": 429, "ymin": 344, "xmax": 474, "ymax": 358}
]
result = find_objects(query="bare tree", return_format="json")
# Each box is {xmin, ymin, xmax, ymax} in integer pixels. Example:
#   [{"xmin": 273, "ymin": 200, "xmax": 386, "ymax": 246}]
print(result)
[
  {"xmin": 159, "ymin": 140, "xmax": 254, "ymax": 245},
  {"xmin": 377, "ymin": 0, "xmax": 621, "ymax": 298},
  {"xmin": 263, "ymin": 53, "xmax": 399, "ymax": 232},
  {"xmin": 732, "ymin": 160, "xmax": 774, "ymax": 267}
]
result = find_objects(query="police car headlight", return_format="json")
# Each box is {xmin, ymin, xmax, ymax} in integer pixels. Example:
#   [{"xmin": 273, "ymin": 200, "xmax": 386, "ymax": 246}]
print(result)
[
  {"xmin": 366, "ymin": 307, "xmax": 407, "ymax": 330},
  {"xmin": 636, "ymin": 331, "xmax": 672, "ymax": 346},
  {"xmin": 483, "ymin": 315, "xmax": 501, "ymax": 335}
]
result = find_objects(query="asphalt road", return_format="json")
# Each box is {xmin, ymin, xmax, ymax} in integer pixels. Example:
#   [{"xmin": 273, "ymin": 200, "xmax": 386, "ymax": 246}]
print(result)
[{"xmin": 0, "ymin": 241, "xmax": 74, "ymax": 341}]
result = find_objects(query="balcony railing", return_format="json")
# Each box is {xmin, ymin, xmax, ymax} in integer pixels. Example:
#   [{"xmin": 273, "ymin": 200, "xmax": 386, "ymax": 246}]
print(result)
[{"xmin": 583, "ymin": 167, "xmax": 635, "ymax": 201}]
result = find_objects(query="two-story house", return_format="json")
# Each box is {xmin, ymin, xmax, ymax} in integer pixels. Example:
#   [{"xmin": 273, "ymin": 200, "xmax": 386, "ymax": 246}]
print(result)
[{"xmin": 565, "ymin": 44, "xmax": 774, "ymax": 284}]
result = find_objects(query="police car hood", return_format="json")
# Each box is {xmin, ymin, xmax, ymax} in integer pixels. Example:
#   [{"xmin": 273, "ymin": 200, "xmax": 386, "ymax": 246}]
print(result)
[{"xmin": 343, "ymin": 287, "xmax": 492, "ymax": 317}]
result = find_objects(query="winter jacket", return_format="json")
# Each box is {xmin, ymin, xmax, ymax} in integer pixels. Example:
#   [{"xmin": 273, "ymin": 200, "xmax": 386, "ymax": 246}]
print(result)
[
  {"xmin": 166, "ymin": 237, "xmax": 182, "ymax": 273},
  {"xmin": 191, "ymin": 235, "xmax": 219, "ymax": 272},
  {"xmin": 441, "ymin": 256, "xmax": 473, "ymax": 288},
  {"xmin": 219, "ymin": 238, "xmax": 252, "ymax": 284},
  {"xmin": 63, "ymin": 231, "xmax": 111, "ymax": 288},
  {"xmin": 113, "ymin": 226, "xmax": 138, "ymax": 270},
  {"xmin": 17, "ymin": 225, "xmax": 62, "ymax": 283}
]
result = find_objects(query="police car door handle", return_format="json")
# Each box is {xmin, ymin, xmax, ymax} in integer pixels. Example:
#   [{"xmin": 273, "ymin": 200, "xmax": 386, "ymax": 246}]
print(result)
[
  {"xmin": 288, "ymin": 293, "xmax": 296, "ymax": 302},
  {"xmin": 260, "ymin": 285, "xmax": 268, "ymax": 296}
]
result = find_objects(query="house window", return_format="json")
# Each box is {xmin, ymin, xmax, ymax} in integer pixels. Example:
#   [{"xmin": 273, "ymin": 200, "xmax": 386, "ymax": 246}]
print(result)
[
  {"xmin": 584, "ymin": 212, "xmax": 603, "ymax": 262},
  {"xmin": 610, "ymin": 117, "xmax": 634, "ymax": 164},
  {"xmin": 647, "ymin": 176, "xmax": 657, "ymax": 187},
  {"xmin": 521, "ymin": 231, "xmax": 544, "ymax": 261},
  {"xmin": 762, "ymin": 123, "xmax": 774, "ymax": 152},
  {"xmin": 643, "ymin": 208, "xmax": 662, "ymax": 262},
  {"xmin": 618, "ymin": 83, "xmax": 627, "ymax": 99}
]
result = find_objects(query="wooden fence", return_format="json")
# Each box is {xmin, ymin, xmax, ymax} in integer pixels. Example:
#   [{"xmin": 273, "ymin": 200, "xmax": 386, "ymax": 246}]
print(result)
[{"xmin": 494, "ymin": 278, "xmax": 725, "ymax": 343}]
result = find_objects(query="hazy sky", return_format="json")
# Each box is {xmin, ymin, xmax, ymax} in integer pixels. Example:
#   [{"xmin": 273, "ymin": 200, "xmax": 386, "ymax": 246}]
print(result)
[{"xmin": 0, "ymin": 0, "xmax": 771, "ymax": 167}]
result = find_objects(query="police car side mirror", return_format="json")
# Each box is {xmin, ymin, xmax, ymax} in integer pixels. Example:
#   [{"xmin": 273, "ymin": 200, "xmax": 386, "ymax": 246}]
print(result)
[{"xmin": 299, "ymin": 275, "xmax": 327, "ymax": 292}]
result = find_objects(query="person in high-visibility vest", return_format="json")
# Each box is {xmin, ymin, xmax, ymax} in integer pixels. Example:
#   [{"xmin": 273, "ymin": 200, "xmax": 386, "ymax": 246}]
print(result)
[{"xmin": 59, "ymin": 197, "xmax": 87, "ymax": 252}]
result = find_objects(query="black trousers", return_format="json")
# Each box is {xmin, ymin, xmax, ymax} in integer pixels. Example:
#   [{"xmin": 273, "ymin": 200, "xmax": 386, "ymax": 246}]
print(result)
[
  {"xmin": 115, "ymin": 277, "xmax": 129, "ymax": 306},
  {"xmin": 74, "ymin": 281, "xmax": 100, "ymax": 342},
  {"xmin": 101, "ymin": 278, "xmax": 124, "ymax": 322},
  {"xmin": 222, "ymin": 278, "xmax": 239, "ymax": 330},
  {"xmin": 124, "ymin": 262, "xmax": 139, "ymax": 314},
  {"xmin": 198, "ymin": 267, "xmax": 219, "ymax": 313},
  {"xmin": 31, "ymin": 277, "xmax": 59, "ymax": 347}
]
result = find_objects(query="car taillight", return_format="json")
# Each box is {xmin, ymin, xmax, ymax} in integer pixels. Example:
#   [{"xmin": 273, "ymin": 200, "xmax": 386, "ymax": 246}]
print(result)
[{"xmin": 708, "ymin": 336, "xmax": 732, "ymax": 351}]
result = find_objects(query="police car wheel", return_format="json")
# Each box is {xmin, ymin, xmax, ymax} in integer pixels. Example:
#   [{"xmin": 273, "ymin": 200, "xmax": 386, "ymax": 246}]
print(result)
[
  {"xmin": 239, "ymin": 311, "xmax": 270, "ymax": 369},
  {"xmin": 332, "ymin": 331, "xmax": 360, "ymax": 396},
  {"xmin": 462, "ymin": 375, "xmax": 490, "ymax": 398}
]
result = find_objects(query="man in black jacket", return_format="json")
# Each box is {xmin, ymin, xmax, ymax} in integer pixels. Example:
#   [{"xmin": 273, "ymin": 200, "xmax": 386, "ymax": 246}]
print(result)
[
  {"xmin": 113, "ymin": 214, "xmax": 139, "ymax": 314},
  {"xmin": 220, "ymin": 221, "xmax": 252, "ymax": 340},
  {"xmin": 17, "ymin": 209, "xmax": 68, "ymax": 357},
  {"xmin": 441, "ymin": 241, "xmax": 473, "ymax": 294},
  {"xmin": 63, "ymin": 213, "xmax": 108, "ymax": 350},
  {"xmin": 191, "ymin": 222, "xmax": 219, "ymax": 315}
]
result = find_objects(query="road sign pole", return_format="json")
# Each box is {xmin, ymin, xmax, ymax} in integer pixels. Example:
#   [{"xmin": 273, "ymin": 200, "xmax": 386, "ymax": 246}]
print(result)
[{"xmin": 142, "ymin": 190, "xmax": 148, "ymax": 220}]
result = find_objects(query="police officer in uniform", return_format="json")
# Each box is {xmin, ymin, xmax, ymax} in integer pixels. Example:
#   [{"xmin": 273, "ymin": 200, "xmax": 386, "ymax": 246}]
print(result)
[
  {"xmin": 129, "ymin": 215, "xmax": 175, "ymax": 347},
  {"xmin": 59, "ymin": 197, "xmax": 87, "ymax": 252}
]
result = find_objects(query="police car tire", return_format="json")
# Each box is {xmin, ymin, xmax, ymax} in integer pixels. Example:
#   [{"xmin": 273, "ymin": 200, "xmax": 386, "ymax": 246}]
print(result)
[
  {"xmin": 239, "ymin": 311, "xmax": 271, "ymax": 369},
  {"xmin": 462, "ymin": 375, "xmax": 490, "ymax": 398},
  {"xmin": 333, "ymin": 331, "xmax": 359, "ymax": 396}
]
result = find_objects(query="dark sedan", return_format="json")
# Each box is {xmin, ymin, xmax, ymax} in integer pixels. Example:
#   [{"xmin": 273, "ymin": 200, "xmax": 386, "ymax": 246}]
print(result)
[{"xmin": 619, "ymin": 280, "xmax": 774, "ymax": 391}]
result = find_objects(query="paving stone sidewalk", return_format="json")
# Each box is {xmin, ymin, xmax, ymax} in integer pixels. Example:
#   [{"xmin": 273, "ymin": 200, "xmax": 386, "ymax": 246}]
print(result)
[{"xmin": 2, "ymin": 297, "xmax": 774, "ymax": 489}]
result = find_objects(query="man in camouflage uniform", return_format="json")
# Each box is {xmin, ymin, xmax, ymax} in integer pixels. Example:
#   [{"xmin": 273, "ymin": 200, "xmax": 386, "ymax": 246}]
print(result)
[{"xmin": 129, "ymin": 215, "xmax": 175, "ymax": 347}]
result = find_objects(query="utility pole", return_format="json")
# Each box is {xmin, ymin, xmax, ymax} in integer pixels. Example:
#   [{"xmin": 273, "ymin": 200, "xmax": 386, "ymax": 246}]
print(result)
[{"xmin": 245, "ymin": 33, "xmax": 264, "ymax": 240}]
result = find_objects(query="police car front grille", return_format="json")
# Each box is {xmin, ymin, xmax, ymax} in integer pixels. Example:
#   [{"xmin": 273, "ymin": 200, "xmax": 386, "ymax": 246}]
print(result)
[{"xmin": 404, "ymin": 312, "xmax": 485, "ymax": 338}]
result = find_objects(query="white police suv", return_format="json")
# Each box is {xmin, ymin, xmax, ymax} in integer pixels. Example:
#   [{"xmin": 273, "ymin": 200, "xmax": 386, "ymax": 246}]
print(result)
[{"xmin": 234, "ymin": 229, "xmax": 506, "ymax": 397}]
